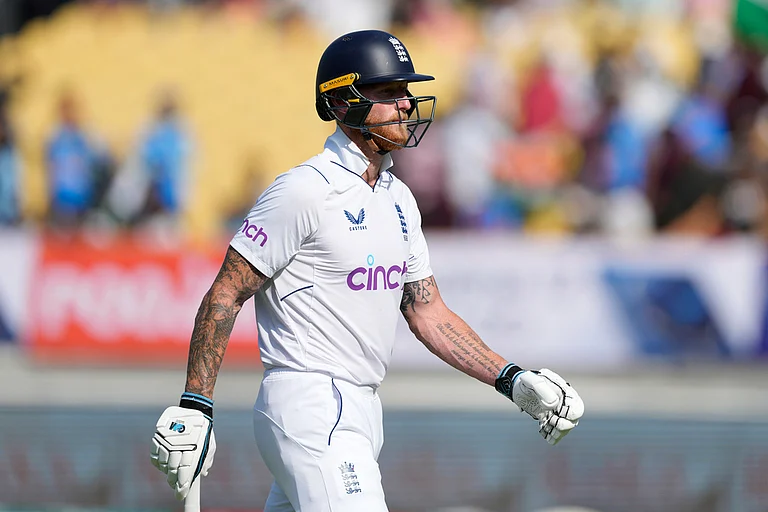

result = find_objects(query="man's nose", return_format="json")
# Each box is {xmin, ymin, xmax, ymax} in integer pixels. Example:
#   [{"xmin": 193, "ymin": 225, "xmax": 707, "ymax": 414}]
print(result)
[{"xmin": 395, "ymin": 96, "xmax": 413, "ymax": 115}]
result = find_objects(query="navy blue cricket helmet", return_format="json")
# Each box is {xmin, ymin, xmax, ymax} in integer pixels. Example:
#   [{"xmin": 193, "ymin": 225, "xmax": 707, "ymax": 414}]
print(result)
[{"xmin": 315, "ymin": 30, "xmax": 436, "ymax": 149}]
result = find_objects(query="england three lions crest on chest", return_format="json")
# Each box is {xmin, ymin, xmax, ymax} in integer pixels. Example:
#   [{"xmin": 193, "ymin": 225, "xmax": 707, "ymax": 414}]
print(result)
[{"xmin": 394, "ymin": 203, "xmax": 408, "ymax": 241}]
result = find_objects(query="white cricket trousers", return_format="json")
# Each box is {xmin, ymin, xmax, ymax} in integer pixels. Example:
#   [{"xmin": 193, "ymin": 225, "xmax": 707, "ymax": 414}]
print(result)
[{"xmin": 253, "ymin": 368, "xmax": 388, "ymax": 512}]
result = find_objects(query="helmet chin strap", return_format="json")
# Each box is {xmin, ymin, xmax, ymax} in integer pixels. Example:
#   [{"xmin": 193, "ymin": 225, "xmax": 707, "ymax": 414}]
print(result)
[{"xmin": 361, "ymin": 129, "xmax": 392, "ymax": 155}]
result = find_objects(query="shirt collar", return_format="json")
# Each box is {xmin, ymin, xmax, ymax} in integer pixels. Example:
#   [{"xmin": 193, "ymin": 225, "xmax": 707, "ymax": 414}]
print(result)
[{"xmin": 325, "ymin": 125, "xmax": 394, "ymax": 177}]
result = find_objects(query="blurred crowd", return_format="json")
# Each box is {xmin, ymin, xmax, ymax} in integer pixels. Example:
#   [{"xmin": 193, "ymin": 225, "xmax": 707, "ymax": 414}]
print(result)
[
  {"xmin": 393, "ymin": 0, "xmax": 768, "ymax": 238},
  {"xmin": 0, "ymin": 0, "xmax": 767, "ymax": 239},
  {"xmin": 0, "ymin": 84, "xmax": 192, "ymax": 232}
]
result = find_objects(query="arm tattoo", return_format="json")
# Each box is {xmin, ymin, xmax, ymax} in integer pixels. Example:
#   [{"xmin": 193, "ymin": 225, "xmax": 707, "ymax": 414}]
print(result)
[
  {"xmin": 400, "ymin": 276, "xmax": 437, "ymax": 315},
  {"xmin": 400, "ymin": 275, "xmax": 504, "ymax": 384},
  {"xmin": 437, "ymin": 321, "xmax": 504, "ymax": 378},
  {"xmin": 185, "ymin": 247, "xmax": 267, "ymax": 397}
]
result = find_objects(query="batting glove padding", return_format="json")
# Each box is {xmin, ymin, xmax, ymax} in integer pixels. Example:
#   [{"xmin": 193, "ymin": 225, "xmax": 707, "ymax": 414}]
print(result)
[
  {"xmin": 150, "ymin": 397, "xmax": 216, "ymax": 500},
  {"xmin": 496, "ymin": 364, "xmax": 584, "ymax": 446},
  {"xmin": 535, "ymin": 368, "xmax": 584, "ymax": 445}
]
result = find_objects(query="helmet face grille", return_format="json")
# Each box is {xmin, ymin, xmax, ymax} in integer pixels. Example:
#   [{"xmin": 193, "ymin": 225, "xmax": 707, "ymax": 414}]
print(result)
[
  {"xmin": 319, "ymin": 84, "xmax": 436, "ymax": 149},
  {"xmin": 359, "ymin": 95, "xmax": 436, "ymax": 150}
]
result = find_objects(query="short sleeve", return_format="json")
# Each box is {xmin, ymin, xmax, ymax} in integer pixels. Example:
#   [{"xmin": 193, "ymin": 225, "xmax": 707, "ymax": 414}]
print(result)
[
  {"xmin": 230, "ymin": 167, "xmax": 327, "ymax": 277},
  {"xmin": 402, "ymin": 188, "xmax": 432, "ymax": 283}
]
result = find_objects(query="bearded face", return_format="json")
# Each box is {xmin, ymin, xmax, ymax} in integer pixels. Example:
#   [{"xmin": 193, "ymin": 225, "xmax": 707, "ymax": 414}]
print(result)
[
  {"xmin": 365, "ymin": 102, "xmax": 411, "ymax": 152},
  {"xmin": 328, "ymin": 81, "xmax": 434, "ymax": 152}
]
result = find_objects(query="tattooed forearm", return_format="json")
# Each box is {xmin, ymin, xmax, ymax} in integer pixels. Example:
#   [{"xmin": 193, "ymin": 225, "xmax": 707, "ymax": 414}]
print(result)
[
  {"xmin": 401, "ymin": 275, "xmax": 507, "ymax": 385},
  {"xmin": 185, "ymin": 247, "xmax": 267, "ymax": 398},
  {"xmin": 400, "ymin": 276, "xmax": 437, "ymax": 315},
  {"xmin": 438, "ymin": 321, "xmax": 504, "ymax": 377},
  {"xmin": 184, "ymin": 293, "xmax": 237, "ymax": 398},
  {"xmin": 418, "ymin": 318, "xmax": 506, "ymax": 385}
]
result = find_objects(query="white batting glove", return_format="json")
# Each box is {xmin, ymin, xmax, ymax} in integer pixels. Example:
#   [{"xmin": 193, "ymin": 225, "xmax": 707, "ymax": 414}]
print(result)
[
  {"xmin": 536, "ymin": 368, "xmax": 584, "ymax": 445},
  {"xmin": 150, "ymin": 393, "xmax": 216, "ymax": 500},
  {"xmin": 496, "ymin": 364, "xmax": 584, "ymax": 446}
]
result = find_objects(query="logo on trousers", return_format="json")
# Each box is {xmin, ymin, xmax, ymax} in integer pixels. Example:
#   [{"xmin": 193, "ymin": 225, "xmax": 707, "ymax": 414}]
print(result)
[
  {"xmin": 347, "ymin": 254, "xmax": 407, "ymax": 291},
  {"xmin": 339, "ymin": 462, "xmax": 361, "ymax": 494},
  {"xmin": 240, "ymin": 219, "xmax": 269, "ymax": 247}
]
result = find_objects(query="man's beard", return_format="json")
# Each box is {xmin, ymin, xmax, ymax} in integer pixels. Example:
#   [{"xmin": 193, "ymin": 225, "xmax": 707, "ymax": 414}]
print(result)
[{"xmin": 366, "ymin": 118, "xmax": 410, "ymax": 152}]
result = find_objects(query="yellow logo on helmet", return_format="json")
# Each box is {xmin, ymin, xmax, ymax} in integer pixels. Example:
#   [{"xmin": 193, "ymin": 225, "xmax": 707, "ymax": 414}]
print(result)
[{"xmin": 319, "ymin": 73, "xmax": 360, "ymax": 93}]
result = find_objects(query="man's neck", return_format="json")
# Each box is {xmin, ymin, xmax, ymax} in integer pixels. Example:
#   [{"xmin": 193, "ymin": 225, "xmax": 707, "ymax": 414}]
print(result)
[{"xmin": 340, "ymin": 125, "xmax": 387, "ymax": 187}]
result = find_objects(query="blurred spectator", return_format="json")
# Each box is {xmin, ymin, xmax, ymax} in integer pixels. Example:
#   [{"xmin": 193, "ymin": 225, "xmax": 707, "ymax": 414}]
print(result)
[
  {"xmin": 670, "ymin": 58, "xmax": 732, "ymax": 170},
  {"xmin": 720, "ymin": 104, "xmax": 768, "ymax": 233},
  {"xmin": 601, "ymin": 102, "xmax": 649, "ymax": 191},
  {"xmin": 392, "ymin": 122, "xmax": 453, "ymax": 228},
  {"xmin": 646, "ymin": 127, "xmax": 689, "ymax": 209},
  {"xmin": 606, "ymin": 53, "xmax": 680, "ymax": 193},
  {"xmin": 0, "ymin": 116, "xmax": 20, "ymax": 226},
  {"xmin": 441, "ymin": 53, "xmax": 517, "ymax": 228},
  {"xmin": 136, "ymin": 89, "xmax": 193, "ymax": 225},
  {"xmin": 223, "ymin": 152, "xmax": 269, "ymax": 234},
  {"xmin": 46, "ymin": 90, "xmax": 112, "ymax": 228},
  {"xmin": 725, "ymin": 46, "xmax": 768, "ymax": 137},
  {"xmin": 519, "ymin": 61, "xmax": 564, "ymax": 134}
]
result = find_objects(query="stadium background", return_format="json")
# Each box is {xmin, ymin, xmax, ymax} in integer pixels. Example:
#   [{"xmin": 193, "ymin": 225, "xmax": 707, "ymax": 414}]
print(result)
[{"xmin": 1, "ymin": 0, "xmax": 768, "ymax": 511}]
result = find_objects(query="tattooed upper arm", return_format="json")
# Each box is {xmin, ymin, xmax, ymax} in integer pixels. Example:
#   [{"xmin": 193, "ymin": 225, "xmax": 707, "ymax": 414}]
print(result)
[
  {"xmin": 184, "ymin": 247, "xmax": 267, "ymax": 396},
  {"xmin": 212, "ymin": 246, "xmax": 269, "ymax": 305},
  {"xmin": 400, "ymin": 275, "xmax": 440, "ymax": 317}
]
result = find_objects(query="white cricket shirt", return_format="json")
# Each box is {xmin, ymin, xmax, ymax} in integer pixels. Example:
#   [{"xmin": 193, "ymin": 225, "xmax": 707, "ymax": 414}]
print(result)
[{"xmin": 230, "ymin": 126, "xmax": 432, "ymax": 387}]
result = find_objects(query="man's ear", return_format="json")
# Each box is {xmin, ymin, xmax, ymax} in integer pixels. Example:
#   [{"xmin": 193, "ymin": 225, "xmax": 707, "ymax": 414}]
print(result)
[
  {"xmin": 327, "ymin": 93, "xmax": 349, "ymax": 119},
  {"xmin": 329, "ymin": 96, "xmax": 347, "ymax": 109}
]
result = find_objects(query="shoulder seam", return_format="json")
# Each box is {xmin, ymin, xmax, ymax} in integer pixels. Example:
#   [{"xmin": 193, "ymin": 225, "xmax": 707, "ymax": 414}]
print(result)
[
  {"xmin": 295, "ymin": 164, "xmax": 330, "ymax": 185},
  {"xmin": 289, "ymin": 164, "xmax": 331, "ymax": 242}
]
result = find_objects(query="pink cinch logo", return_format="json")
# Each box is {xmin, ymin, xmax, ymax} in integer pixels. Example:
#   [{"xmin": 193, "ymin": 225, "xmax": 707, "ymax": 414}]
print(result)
[
  {"xmin": 240, "ymin": 219, "xmax": 268, "ymax": 247},
  {"xmin": 347, "ymin": 254, "xmax": 407, "ymax": 291}
]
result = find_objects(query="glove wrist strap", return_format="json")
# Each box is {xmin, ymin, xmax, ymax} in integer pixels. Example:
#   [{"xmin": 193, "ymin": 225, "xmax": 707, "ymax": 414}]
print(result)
[
  {"xmin": 180, "ymin": 392, "xmax": 214, "ymax": 421},
  {"xmin": 494, "ymin": 363, "xmax": 525, "ymax": 399}
]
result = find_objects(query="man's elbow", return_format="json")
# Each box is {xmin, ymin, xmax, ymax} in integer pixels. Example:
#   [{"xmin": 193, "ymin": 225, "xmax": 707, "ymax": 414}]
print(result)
[
  {"xmin": 403, "ymin": 309, "xmax": 435, "ymax": 341},
  {"xmin": 196, "ymin": 284, "xmax": 242, "ymax": 319},
  {"xmin": 401, "ymin": 309, "xmax": 419, "ymax": 332}
]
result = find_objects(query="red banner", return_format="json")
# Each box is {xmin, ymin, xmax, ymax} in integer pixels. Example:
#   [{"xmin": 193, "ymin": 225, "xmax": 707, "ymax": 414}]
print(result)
[{"xmin": 27, "ymin": 234, "xmax": 261, "ymax": 366}]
